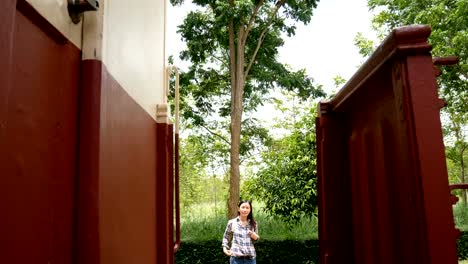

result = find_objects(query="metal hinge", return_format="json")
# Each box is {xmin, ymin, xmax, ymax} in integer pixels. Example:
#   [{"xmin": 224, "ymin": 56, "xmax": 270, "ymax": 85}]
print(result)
[{"xmin": 68, "ymin": 0, "xmax": 99, "ymax": 24}]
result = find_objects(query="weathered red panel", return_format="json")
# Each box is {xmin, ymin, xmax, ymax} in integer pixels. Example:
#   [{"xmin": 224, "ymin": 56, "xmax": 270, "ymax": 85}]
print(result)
[
  {"xmin": 316, "ymin": 25, "xmax": 458, "ymax": 264},
  {"xmin": 100, "ymin": 64, "xmax": 159, "ymax": 264},
  {"xmin": 316, "ymin": 113, "xmax": 354, "ymax": 264},
  {"xmin": 0, "ymin": 1, "xmax": 80, "ymax": 262},
  {"xmin": 76, "ymin": 60, "xmax": 163, "ymax": 264}
]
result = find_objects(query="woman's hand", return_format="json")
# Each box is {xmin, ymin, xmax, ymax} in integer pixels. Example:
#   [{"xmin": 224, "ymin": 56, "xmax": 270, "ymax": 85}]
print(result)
[
  {"xmin": 223, "ymin": 247, "xmax": 232, "ymax": 256},
  {"xmin": 249, "ymin": 230, "xmax": 259, "ymax": 241}
]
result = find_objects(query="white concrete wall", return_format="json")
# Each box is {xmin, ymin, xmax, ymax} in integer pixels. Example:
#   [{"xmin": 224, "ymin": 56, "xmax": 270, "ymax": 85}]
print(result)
[
  {"xmin": 25, "ymin": 0, "xmax": 167, "ymax": 120},
  {"xmin": 26, "ymin": 0, "xmax": 82, "ymax": 48},
  {"xmin": 82, "ymin": 0, "xmax": 167, "ymax": 119},
  {"xmin": 101, "ymin": 0, "xmax": 166, "ymax": 119}
]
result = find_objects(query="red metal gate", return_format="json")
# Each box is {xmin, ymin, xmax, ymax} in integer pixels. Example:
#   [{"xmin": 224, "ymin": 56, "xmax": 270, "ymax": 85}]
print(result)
[{"xmin": 316, "ymin": 25, "xmax": 458, "ymax": 264}]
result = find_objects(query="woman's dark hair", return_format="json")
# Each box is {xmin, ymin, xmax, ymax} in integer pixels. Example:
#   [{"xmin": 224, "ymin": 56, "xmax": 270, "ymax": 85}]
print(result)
[{"xmin": 237, "ymin": 200, "xmax": 256, "ymax": 231}]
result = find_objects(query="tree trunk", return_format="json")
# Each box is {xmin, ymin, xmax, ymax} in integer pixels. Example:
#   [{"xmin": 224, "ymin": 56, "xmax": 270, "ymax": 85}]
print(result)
[
  {"xmin": 227, "ymin": 25, "xmax": 245, "ymax": 218},
  {"xmin": 228, "ymin": 93, "xmax": 242, "ymax": 218}
]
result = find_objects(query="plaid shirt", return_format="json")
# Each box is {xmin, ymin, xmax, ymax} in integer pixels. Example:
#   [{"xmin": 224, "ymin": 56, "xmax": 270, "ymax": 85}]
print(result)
[{"xmin": 222, "ymin": 217, "xmax": 258, "ymax": 258}]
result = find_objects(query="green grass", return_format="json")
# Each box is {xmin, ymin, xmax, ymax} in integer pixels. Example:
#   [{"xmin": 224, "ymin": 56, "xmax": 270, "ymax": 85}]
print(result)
[
  {"xmin": 180, "ymin": 202, "xmax": 468, "ymax": 242},
  {"xmin": 180, "ymin": 202, "xmax": 318, "ymax": 242},
  {"xmin": 454, "ymin": 204, "xmax": 468, "ymax": 231}
]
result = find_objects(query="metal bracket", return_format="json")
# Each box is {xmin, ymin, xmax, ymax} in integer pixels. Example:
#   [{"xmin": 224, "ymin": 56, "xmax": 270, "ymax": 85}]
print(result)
[
  {"xmin": 432, "ymin": 56, "xmax": 459, "ymax": 77},
  {"xmin": 68, "ymin": 0, "xmax": 99, "ymax": 24}
]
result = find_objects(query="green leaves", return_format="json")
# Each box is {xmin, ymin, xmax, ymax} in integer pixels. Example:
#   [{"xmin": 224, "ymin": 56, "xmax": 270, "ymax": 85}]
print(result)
[
  {"xmin": 178, "ymin": 11, "xmax": 218, "ymax": 64},
  {"xmin": 282, "ymin": 0, "xmax": 318, "ymax": 24},
  {"xmin": 354, "ymin": 32, "xmax": 375, "ymax": 57},
  {"xmin": 245, "ymin": 103, "xmax": 318, "ymax": 223}
]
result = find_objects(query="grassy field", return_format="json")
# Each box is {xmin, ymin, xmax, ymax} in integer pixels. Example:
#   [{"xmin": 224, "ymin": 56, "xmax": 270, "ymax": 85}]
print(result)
[
  {"xmin": 181, "ymin": 202, "xmax": 468, "ymax": 241},
  {"xmin": 180, "ymin": 201, "xmax": 468, "ymax": 262},
  {"xmin": 180, "ymin": 201, "xmax": 317, "ymax": 241}
]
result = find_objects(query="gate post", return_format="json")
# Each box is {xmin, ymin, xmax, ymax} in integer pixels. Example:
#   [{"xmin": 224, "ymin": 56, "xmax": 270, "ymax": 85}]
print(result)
[{"xmin": 155, "ymin": 104, "xmax": 175, "ymax": 264}]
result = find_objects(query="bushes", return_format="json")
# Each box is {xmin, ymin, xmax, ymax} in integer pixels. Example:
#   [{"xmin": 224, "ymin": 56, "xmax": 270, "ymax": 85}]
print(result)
[
  {"xmin": 175, "ymin": 240, "xmax": 224, "ymax": 264},
  {"xmin": 458, "ymin": 231, "xmax": 468, "ymax": 260},
  {"xmin": 175, "ymin": 232, "xmax": 468, "ymax": 263},
  {"xmin": 175, "ymin": 240, "xmax": 319, "ymax": 264},
  {"xmin": 255, "ymin": 240, "xmax": 319, "ymax": 264}
]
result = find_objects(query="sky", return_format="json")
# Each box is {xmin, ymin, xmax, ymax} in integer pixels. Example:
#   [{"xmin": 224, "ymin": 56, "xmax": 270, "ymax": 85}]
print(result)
[{"xmin": 166, "ymin": 0, "xmax": 377, "ymax": 93}]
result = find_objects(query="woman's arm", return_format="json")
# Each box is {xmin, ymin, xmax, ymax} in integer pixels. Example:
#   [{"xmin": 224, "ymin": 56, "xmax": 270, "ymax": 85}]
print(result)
[
  {"xmin": 221, "ymin": 221, "xmax": 233, "ymax": 255},
  {"xmin": 223, "ymin": 247, "xmax": 232, "ymax": 256},
  {"xmin": 249, "ymin": 224, "xmax": 259, "ymax": 241}
]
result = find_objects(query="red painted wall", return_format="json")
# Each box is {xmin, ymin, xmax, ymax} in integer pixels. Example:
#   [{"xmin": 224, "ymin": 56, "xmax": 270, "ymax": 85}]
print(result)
[
  {"xmin": 0, "ymin": 1, "xmax": 80, "ymax": 263},
  {"xmin": 1, "ymin": 2, "xmax": 175, "ymax": 263},
  {"xmin": 76, "ymin": 60, "xmax": 174, "ymax": 264}
]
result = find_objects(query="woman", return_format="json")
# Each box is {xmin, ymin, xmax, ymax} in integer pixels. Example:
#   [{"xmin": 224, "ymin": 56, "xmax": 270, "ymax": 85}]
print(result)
[{"xmin": 222, "ymin": 200, "xmax": 260, "ymax": 264}]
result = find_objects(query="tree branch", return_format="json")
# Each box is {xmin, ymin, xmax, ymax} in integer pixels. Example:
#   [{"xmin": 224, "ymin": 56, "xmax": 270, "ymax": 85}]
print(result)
[
  {"xmin": 243, "ymin": 0, "xmax": 265, "ymax": 46},
  {"xmin": 244, "ymin": 0, "xmax": 287, "ymax": 81},
  {"xmin": 201, "ymin": 123, "xmax": 230, "ymax": 145},
  {"xmin": 212, "ymin": 53, "xmax": 229, "ymax": 68}
]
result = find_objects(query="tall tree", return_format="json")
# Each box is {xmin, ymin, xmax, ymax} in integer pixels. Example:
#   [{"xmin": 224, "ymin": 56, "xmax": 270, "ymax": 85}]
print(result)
[
  {"xmin": 171, "ymin": 0, "xmax": 324, "ymax": 217},
  {"xmin": 357, "ymin": 0, "xmax": 468, "ymax": 205}
]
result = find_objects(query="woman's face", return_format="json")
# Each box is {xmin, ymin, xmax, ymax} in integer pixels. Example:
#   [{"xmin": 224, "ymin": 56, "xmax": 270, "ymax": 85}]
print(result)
[{"xmin": 238, "ymin": 202, "xmax": 251, "ymax": 218}]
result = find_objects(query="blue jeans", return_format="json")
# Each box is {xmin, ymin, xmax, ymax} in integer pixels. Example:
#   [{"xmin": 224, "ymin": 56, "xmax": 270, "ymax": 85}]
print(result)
[{"xmin": 230, "ymin": 256, "xmax": 256, "ymax": 264}]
